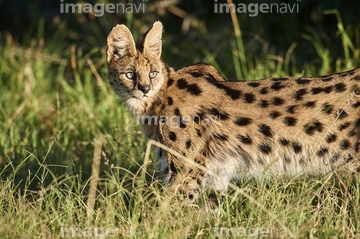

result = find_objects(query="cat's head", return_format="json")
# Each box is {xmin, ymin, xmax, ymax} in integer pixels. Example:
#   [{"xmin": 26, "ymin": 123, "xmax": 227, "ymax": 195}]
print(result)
[{"xmin": 107, "ymin": 21, "xmax": 165, "ymax": 115}]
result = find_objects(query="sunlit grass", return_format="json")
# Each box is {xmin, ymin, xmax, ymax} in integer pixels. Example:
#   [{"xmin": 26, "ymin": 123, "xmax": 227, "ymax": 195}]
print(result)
[{"xmin": 1, "ymin": 14, "xmax": 360, "ymax": 238}]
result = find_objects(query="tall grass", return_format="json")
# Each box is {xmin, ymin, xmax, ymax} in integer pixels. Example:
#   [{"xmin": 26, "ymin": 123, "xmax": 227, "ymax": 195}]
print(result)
[{"xmin": 1, "ymin": 11, "xmax": 360, "ymax": 239}]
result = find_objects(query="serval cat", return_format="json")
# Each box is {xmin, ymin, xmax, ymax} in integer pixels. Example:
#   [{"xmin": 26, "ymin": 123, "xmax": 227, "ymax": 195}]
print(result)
[{"xmin": 107, "ymin": 21, "xmax": 360, "ymax": 204}]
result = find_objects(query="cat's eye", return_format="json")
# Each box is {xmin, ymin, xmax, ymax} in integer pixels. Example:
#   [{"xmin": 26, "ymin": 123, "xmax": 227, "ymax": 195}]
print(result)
[
  {"xmin": 149, "ymin": 71, "xmax": 158, "ymax": 79},
  {"xmin": 125, "ymin": 72, "xmax": 135, "ymax": 80}
]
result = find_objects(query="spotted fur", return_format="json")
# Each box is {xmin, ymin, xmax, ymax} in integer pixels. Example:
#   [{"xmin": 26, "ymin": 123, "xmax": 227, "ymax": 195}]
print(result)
[{"xmin": 107, "ymin": 21, "xmax": 360, "ymax": 204}]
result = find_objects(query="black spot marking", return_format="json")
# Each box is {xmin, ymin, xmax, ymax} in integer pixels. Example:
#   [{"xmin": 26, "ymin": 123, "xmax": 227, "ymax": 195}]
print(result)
[
  {"xmin": 169, "ymin": 131, "xmax": 177, "ymax": 141},
  {"xmin": 155, "ymin": 98, "xmax": 163, "ymax": 107},
  {"xmin": 345, "ymin": 153, "xmax": 354, "ymax": 163},
  {"xmin": 323, "ymin": 86, "xmax": 333, "ymax": 93},
  {"xmin": 339, "ymin": 139, "xmax": 351, "ymax": 150},
  {"xmin": 338, "ymin": 122, "xmax": 350, "ymax": 131},
  {"xmin": 165, "ymin": 65, "xmax": 172, "ymax": 80},
  {"xmin": 296, "ymin": 78, "xmax": 311, "ymax": 85},
  {"xmin": 258, "ymin": 124, "xmax": 273, "ymax": 137},
  {"xmin": 294, "ymin": 89, "xmax": 307, "ymax": 101},
  {"xmin": 169, "ymin": 161, "xmax": 177, "ymax": 174},
  {"xmin": 334, "ymin": 83, "xmax": 347, "ymax": 93},
  {"xmin": 173, "ymin": 109, "xmax": 186, "ymax": 128},
  {"xmin": 354, "ymin": 142, "xmax": 360, "ymax": 152},
  {"xmin": 195, "ymin": 128, "xmax": 202, "ymax": 137},
  {"xmin": 259, "ymin": 143, "xmax": 272, "ymax": 154},
  {"xmin": 257, "ymin": 157, "xmax": 264, "ymax": 165},
  {"xmin": 348, "ymin": 128, "xmax": 357, "ymax": 137},
  {"xmin": 336, "ymin": 110, "xmax": 349, "ymax": 120},
  {"xmin": 326, "ymin": 133, "xmax": 337, "ymax": 143},
  {"xmin": 177, "ymin": 78, "xmax": 188, "ymax": 89},
  {"xmin": 185, "ymin": 139, "xmax": 191, "ymax": 149},
  {"xmin": 176, "ymin": 78, "xmax": 202, "ymax": 95},
  {"xmin": 322, "ymin": 76, "xmax": 333, "ymax": 82},
  {"xmin": 304, "ymin": 101, "xmax": 316, "ymax": 108},
  {"xmin": 193, "ymin": 111, "xmax": 205, "ymax": 124},
  {"xmin": 188, "ymin": 71, "xmax": 204, "ymax": 77},
  {"xmin": 272, "ymin": 97, "xmax": 285, "ymax": 106},
  {"xmin": 353, "ymin": 75, "xmax": 360, "ymax": 81},
  {"xmin": 352, "ymin": 101, "xmax": 360, "ymax": 108},
  {"xmin": 321, "ymin": 103, "xmax": 333, "ymax": 114},
  {"xmin": 355, "ymin": 118, "xmax": 360, "ymax": 127},
  {"xmin": 213, "ymin": 133, "xmax": 228, "ymax": 141},
  {"xmin": 330, "ymin": 154, "xmax": 340, "ymax": 163},
  {"xmin": 286, "ymin": 105, "xmax": 297, "ymax": 114},
  {"xmin": 292, "ymin": 142, "xmax": 302, "ymax": 154},
  {"xmin": 205, "ymin": 77, "xmax": 241, "ymax": 100},
  {"xmin": 260, "ymin": 87, "xmax": 268, "ymax": 94},
  {"xmin": 179, "ymin": 120, "xmax": 186, "ymax": 128},
  {"xmin": 283, "ymin": 155, "xmax": 291, "ymax": 164},
  {"xmin": 279, "ymin": 138, "xmax": 289, "ymax": 146},
  {"xmin": 248, "ymin": 82, "xmax": 260, "ymax": 87},
  {"xmin": 311, "ymin": 87, "xmax": 323, "ymax": 94},
  {"xmin": 187, "ymin": 84, "xmax": 202, "ymax": 95},
  {"xmin": 234, "ymin": 117, "xmax": 253, "ymax": 126},
  {"xmin": 201, "ymin": 149, "xmax": 208, "ymax": 157},
  {"xmin": 259, "ymin": 100, "xmax": 269, "ymax": 108},
  {"xmin": 167, "ymin": 79, "xmax": 174, "ymax": 87},
  {"xmin": 167, "ymin": 97, "xmax": 173, "ymax": 105},
  {"xmin": 238, "ymin": 134, "xmax": 252, "ymax": 145},
  {"xmin": 174, "ymin": 107, "xmax": 180, "ymax": 115},
  {"xmin": 316, "ymin": 147, "xmax": 329, "ymax": 156},
  {"xmin": 270, "ymin": 82, "xmax": 285, "ymax": 91},
  {"xmin": 304, "ymin": 120, "xmax": 323, "ymax": 135},
  {"xmin": 244, "ymin": 93, "xmax": 256, "ymax": 103},
  {"xmin": 208, "ymin": 108, "xmax": 230, "ymax": 120},
  {"xmin": 310, "ymin": 86, "xmax": 334, "ymax": 94},
  {"xmin": 269, "ymin": 111, "xmax": 281, "ymax": 119},
  {"xmin": 284, "ymin": 117, "xmax": 297, "ymax": 126}
]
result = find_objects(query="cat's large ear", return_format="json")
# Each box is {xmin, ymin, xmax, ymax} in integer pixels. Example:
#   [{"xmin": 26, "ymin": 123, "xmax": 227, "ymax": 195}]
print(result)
[
  {"xmin": 107, "ymin": 24, "xmax": 136, "ymax": 63},
  {"xmin": 143, "ymin": 21, "xmax": 163, "ymax": 59}
]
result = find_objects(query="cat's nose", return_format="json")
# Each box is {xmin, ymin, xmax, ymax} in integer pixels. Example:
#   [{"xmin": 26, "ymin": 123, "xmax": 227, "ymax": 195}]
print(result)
[{"xmin": 138, "ymin": 84, "xmax": 151, "ymax": 94}]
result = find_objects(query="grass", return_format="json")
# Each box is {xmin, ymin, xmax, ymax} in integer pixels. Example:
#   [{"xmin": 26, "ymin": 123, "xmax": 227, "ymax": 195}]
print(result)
[{"xmin": 1, "ymin": 14, "xmax": 360, "ymax": 238}]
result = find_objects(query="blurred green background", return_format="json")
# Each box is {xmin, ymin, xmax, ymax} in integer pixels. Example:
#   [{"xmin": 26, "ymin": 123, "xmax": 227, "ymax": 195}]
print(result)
[{"xmin": 1, "ymin": 0, "xmax": 359, "ymax": 77}]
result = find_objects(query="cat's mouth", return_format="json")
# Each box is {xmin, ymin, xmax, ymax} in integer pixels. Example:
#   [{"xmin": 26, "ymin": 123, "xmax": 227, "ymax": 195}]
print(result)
[
  {"xmin": 132, "ymin": 88, "xmax": 158, "ymax": 100},
  {"xmin": 131, "ymin": 91, "xmax": 150, "ymax": 100},
  {"xmin": 139, "ymin": 95, "xmax": 149, "ymax": 100}
]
